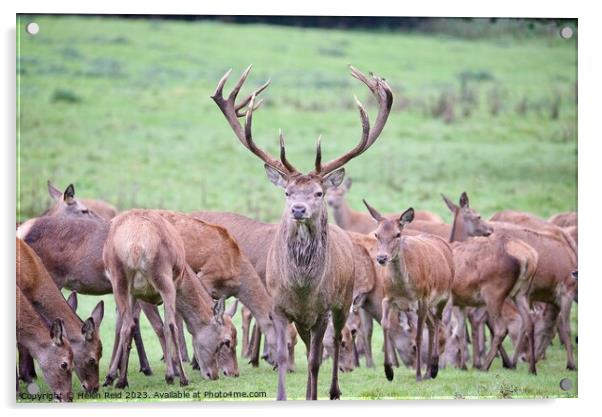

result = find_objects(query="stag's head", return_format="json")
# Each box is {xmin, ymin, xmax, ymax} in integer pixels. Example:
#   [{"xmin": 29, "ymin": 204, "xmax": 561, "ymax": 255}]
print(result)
[
  {"xmin": 363, "ymin": 199, "xmax": 414, "ymax": 266},
  {"xmin": 441, "ymin": 192, "xmax": 493, "ymax": 239},
  {"xmin": 211, "ymin": 65, "xmax": 393, "ymax": 226}
]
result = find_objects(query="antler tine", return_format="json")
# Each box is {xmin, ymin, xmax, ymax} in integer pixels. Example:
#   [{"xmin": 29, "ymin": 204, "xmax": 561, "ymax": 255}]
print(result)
[
  {"xmin": 279, "ymin": 130, "xmax": 300, "ymax": 174},
  {"xmin": 212, "ymin": 66, "xmax": 293, "ymax": 174},
  {"xmin": 310, "ymin": 65, "xmax": 393, "ymax": 176},
  {"xmin": 314, "ymin": 135, "xmax": 323, "ymax": 173}
]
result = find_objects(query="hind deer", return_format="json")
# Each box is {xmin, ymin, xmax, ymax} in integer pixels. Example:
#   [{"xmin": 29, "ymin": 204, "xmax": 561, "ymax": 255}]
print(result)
[
  {"xmin": 16, "ymin": 286, "xmax": 73, "ymax": 402},
  {"xmin": 17, "ymin": 238, "xmax": 104, "ymax": 393},
  {"xmin": 211, "ymin": 64, "xmax": 392, "ymax": 400},
  {"xmin": 102, "ymin": 209, "xmax": 232, "ymax": 388},
  {"xmin": 363, "ymin": 201, "xmax": 454, "ymax": 382}
]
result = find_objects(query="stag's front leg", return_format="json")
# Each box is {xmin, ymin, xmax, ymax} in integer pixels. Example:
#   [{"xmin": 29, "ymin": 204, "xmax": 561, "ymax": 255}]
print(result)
[
  {"xmin": 308, "ymin": 315, "xmax": 328, "ymax": 400},
  {"xmin": 329, "ymin": 309, "xmax": 347, "ymax": 400},
  {"xmin": 272, "ymin": 310, "xmax": 290, "ymax": 400}
]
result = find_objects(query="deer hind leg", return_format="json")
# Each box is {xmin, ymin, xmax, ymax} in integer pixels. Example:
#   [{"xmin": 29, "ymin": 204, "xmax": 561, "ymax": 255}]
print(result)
[
  {"xmin": 360, "ymin": 309, "xmax": 375, "ymax": 368},
  {"xmin": 415, "ymin": 301, "xmax": 427, "ymax": 382},
  {"xmin": 481, "ymin": 310, "xmax": 508, "ymax": 372},
  {"xmin": 429, "ymin": 302, "xmax": 446, "ymax": 378},
  {"xmin": 513, "ymin": 295, "xmax": 536, "ymax": 374},
  {"xmin": 468, "ymin": 308, "xmax": 485, "ymax": 369},
  {"xmin": 115, "ymin": 294, "xmax": 136, "ymax": 389},
  {"xmin": 273, "ymin": 310, "xmax": 290, "ymax": 401},
  {"xmin": 329, "ymin": 309, "xmax": 347, "ymax": 400},
  {"xmin": 130, "ymin": 301, "xmax": 153, "ymax": 376},
  {"xmin": 158, "ymin": 282, "xmax": 188, "ymax": 386},
  {"xmin": 381, "ymin": 297, "xmax": 394, "ymax": 381},
  {"xmin": 424, "ymin": 313, "xmax": 435, "ymax": 380},
  {"xmin": 139, "ymin": 301, "xmax": 169, "ymax": 367},
  {"xmin": 557, "ymin": 294, "xmax": 576, "ymax": 370},
  {"xmin": 308, "ymin": 315, "xmax": 328, "ymax": 400}
]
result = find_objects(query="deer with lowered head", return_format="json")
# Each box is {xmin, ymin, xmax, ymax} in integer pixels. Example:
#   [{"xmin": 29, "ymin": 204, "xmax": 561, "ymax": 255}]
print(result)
[
  {"xmin": 16, "ymin": 286, "xmax": 73, "ymax": 402},
  {"xmin": 326, "ymin": 177, "xmax": 443, "ymax": 233},
  {"xmin": 210, "ymin": 64, "xmax": 392, "ymax": 400},
  {"xmin": 102, "ymin": 209, "xmax": 232, "ymax": 388},
  {"xmin": 17, "ymin": 238, "xmax": 104, "ymax": 393},
  {"xmin": 443, "ymin": 191, "xmax": 577, "ymax": 371},
  {"xmin": 363, "ymin": 200, "xmax": 454, "ymax": 381}
]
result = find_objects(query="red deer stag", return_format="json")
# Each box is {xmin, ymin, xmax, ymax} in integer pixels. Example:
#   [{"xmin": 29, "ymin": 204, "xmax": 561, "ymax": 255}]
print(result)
[
  {"xmin": 16, "ymin": 286, "xmax": 73, "ymax": 402},
  {"xmin": 17, "ymin": 238, "xmax": 104, "ymax": 393},
  {"xmin": 210, "ymin": 64, "xmax": 392, "ymax": 400},
  {"xmin": 326, "ymin": 177, "xmax": 443, "ymax": 233},
  {"xmin": 363, "ymin": 201, "xmax": 454, "ymax": 381},
  {"xmin": 103, "ymin": 209, "xmax": 230, "ymax": 388}
]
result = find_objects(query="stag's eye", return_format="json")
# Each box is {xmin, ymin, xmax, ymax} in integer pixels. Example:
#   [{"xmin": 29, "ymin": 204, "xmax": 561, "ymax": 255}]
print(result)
[
  {"xmin": 315, "ymin": 191, "xmax": 323, "ymax": 198},
  {"xmin": 61, "ymin": 362, "xmax": 68, "ymax": 370}
]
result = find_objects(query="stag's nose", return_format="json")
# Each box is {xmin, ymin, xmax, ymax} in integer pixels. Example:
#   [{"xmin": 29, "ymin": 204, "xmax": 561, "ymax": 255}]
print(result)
[
  {"xmin": 291, "ymin": 204, "xmax": 307, "ymax": 219},
  {"xmin": 376, "ymin": 254, "xmax": 389, "ymax": 265}
]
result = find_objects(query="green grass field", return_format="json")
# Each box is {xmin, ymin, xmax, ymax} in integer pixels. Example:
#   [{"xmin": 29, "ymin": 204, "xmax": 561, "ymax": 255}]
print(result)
[{"xmin": 16, "ymin": 16, "xmax": 577, "ymax": 401}]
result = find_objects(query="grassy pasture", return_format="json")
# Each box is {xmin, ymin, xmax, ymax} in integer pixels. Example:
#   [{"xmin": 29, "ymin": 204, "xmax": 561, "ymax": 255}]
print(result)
[{"xmin": 16, "ymin": 16, "xmax": 577, "ymax": 401}]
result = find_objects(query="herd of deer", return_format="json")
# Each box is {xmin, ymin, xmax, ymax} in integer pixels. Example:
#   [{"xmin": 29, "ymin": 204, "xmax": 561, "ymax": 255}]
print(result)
[{"xmin": 16, "ymin": 65, "xmax": 577, "ymax": 402}]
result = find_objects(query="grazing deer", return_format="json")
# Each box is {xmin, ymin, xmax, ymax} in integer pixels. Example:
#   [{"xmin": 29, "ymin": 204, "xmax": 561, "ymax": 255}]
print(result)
[
  {"xmin": 445, "ymin": 192, "xmax": 578, "ymax": 370},
  {"xmin": 363, "ymin": 200, "xmax": 454, "ymax": 381},
  {"xmin": 326, "ymin": 177, "xmax": 443, "ymax": 233},
  {"xmin": 103, "ymin": 209, "xmax": 231, "ymax": 388},
  {"xmin": 16, "ymin": 286, "xmax": 73, "ymax": 402},
  {"xmin": 17, "ymin": 238, "xmax": 104, "ymax": 393},
  {"xmin": 210, "ymin": 64, "xmax": 392, "ymax": 400},
  {"xmin": 323, "ymin": 316, "xmax": 355, "ymax": 372}
]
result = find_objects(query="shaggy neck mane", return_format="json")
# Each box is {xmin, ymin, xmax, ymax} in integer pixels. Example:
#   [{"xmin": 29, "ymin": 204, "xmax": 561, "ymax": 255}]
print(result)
[{"xmin": 281, "ymin": 206, "xmax": 328, "ymax": 286}]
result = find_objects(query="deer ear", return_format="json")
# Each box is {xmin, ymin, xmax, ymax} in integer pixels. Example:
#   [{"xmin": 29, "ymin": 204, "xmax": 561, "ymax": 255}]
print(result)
[
  {"xmin": 47, "ymin": 181, "xmax": 63, "ymax": 201},
  {"xmin": 212, "ymin": 297, "xmax": 226, "ymax": 325},
  {"xmin": 323, "ymin": 168, "xmax": 346, "ymax": 190},
  {"xmin": 441, "ymin": 194, "xmax": 458, "ymax": 213},
  {"xmin": 459, "ymin": 192, "xmax": 470, "ymax": 208},
  {"xmin": 82, "ymin": 318, "xmax": 95, "ymax": 341},
  {"xmin": 399, "ymin": 207, "xmax": 415, "ymax": 226},
  {"xmin": 66, "ymin": 291, "xmax": 78, "ymax": 312},
  {"xmin": 264, "ymin": 165, "xmax": 288, "ymax": 189},
  {"xmin": 63, "ymin": 184, "xmax": 75, "ymax": 203},
  {"xmin": 363, "ymin": 199, "xmax": 383, "ymax": 222},
  {"xmin": 50, "ymin": 319, "xmax": 66, "ymax": 346},
  {"xmin": 351, "ymin": 293, "xmax": 367, "ymax": 313},
  {"xmin": 90, "ymin": 300, "xmax": 104, "ymax": 328},
  {"xmin": 343, "ymin": 177, "xmax": 352, "ymax": 191}
]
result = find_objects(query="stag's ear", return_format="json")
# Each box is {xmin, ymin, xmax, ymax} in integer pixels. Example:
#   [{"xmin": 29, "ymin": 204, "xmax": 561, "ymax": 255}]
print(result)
[
  {"xmin": 225, "ymin": 299, "xmax": 238, "ymax": 318},
  {"xmin": 66, "ymin": 291, "xmax": 78, "ymax": 313},
  {"xmin": 351, "ymin": 293, "xmax": 367, "ymax": 313},
  {"xmin": 459, "ymin": 192, "xmax": 470, "ymax": 208},
  {"xmin": 47, "ymin": 181, "xmax": 63, "ymax": 201},
  {"xmin": 399, "ymin": 207, "xmax": 415, "ymax": 226},
  {"xmin": 50, "ymin": 319, "xmax": 66, "ymax": 346},
  {"xmin": 343, "ymin": 177, "xmax": 352, "ymax": 191},
  {"xmin": 63, "ymin": 184, "xmax": 75, "ymax": 203},
  {"xmin": 363, "ymin": 199, "xmax": 383, "ymax": 222},
  {"xmin": 264, "ymin": 164, "xmax": 288, "ymax": 189},
  {"xmin": 441, "ymin": 194, "xmax": 458, "ymax": 213},
  {"xmin": 90, "ymin": 300, "xmax": 104, "ymax": 328},
  {"xmin": 212, "ymin": 297, "xmax": 226, "ymax": 325},
  {"xmin": 323, "ymin": 168, "xmax": 346, "ymax": 190}
]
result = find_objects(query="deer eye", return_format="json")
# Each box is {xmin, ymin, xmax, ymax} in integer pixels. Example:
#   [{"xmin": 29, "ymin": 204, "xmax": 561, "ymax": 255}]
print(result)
[
  {"xmin": 61, "ymin": 362, "xmax": 68, "ymax": 370},
  {"xmin": 395, "ymin": 233, "xmax": 401, "ymax": 238},
  {"xmin": 374, "ymin": 233, "xmax": 378, "ymax": 239},
  {"xmin": 315, "ymin": 191, "xmax": 323, "ymax": 198},
  {"xmin": 285, "ymin": 191, "xmax": 290, "ymax": 197}
]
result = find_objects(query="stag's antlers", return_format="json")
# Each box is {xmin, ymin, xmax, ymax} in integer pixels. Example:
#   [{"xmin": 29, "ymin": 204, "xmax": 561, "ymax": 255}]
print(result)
[{"xmin": 211, "ymin": 65, "xmax": 393, "ymax": 177}]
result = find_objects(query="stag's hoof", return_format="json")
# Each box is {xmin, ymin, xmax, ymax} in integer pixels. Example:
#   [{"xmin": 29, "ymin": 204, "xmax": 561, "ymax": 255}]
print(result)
[
  {"xmin": 567, "ymin": 364, "xmax": 577, "ymax": 371},
  {"xmin": 115, "ymin": 379, "xmax": 129, "ymax": 390},
  {"xmin": 384, "ymin": 364, "xmax": 394, "ymax": 381},
  {"xmin": 102, "ymin": 375, "xmax": 115, "ymax": 387},
  {"xmin": 165, "ymin": 375, "xmax": 175, "ymax": 385}
]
